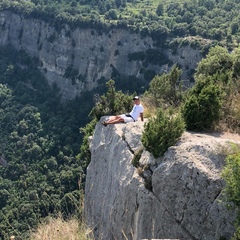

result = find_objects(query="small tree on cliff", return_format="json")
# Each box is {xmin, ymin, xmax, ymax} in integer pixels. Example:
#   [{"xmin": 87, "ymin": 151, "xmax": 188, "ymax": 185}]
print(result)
[
  {"xmin": 142, "ymin": 108, "xmax": 185, "ymax": 158},
  {"xmin": 185, "ymin": 45, "xmax": 240, "ymax": 132},
  {"xmin": 181, "ymin": 77, "xmax": 222, "ymax": 131},
  {"xmin": 90, "ymin": 79, "xmax": 134, "ymax": 120},
  {"xmin": 145, "ymin": 65, "xmax": 183, "ymax": 108}
]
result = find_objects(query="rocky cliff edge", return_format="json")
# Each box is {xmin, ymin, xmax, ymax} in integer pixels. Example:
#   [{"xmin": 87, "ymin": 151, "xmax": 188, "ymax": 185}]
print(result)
[{"xmin": 84, "ymin": 118, "xmax": 238, "ymax": 240}]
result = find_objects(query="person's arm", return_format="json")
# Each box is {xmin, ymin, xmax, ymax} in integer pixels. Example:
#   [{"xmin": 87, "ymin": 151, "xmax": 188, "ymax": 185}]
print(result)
[{"xmin": 140, "ymin": 112, "xmax": 144, "ymax": 121}]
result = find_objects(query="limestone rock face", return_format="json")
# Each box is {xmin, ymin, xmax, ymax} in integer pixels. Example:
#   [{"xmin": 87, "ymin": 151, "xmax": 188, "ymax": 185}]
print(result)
[
  {"xmin": 0, "ymin": 11, "xmax": 202, "ymax": 100},
  {"xmin": 84, "ymin": 119, "xmax": 237, "ymax": 240}
]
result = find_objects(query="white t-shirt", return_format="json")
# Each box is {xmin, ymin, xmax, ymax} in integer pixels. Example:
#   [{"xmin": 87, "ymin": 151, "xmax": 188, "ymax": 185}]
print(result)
[{"xmin": 129, "ymin": 104, "xmax": 144, "ymax": 121}]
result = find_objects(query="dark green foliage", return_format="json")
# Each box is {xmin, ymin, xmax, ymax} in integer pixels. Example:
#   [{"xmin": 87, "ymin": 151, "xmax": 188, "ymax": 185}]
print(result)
[
  {"xmin": 145, "ymin": 49, "xmax": 169, "ymax": 65},
  {"xmin": 172, "ymin": 23, "xmax": 189, "ymax": 37},
  {"xmin": 64, "ymin": 65, "xmax": 79, "ymax": 84},
  {"xmin": 77, "ymin": 118, "xmax": 97, "ymax": 173},
  {"xmin": 196, "ymin": 46, "xmax": 233, "ymax": 78},
  {"xmin": 185, "ymin": 45, "xmax": 240, "ymax": 132},
  {"xmin": 0, "ymin": 46, "xmax": 93, "ymax": 239},
  {"xmin": 90, "ymin": 79, "xmax": 134, "ymax": 120},
  {"xmin": 105, "ymin": 9, "xmax": 118, "ymax": 20},
  {"xmin": 222, "ymin": 151, "xmax": 240, "ymax": 240},
  {"xmin": 128, "ymin": 49, "xmax": 169, "ymax": 79},
  {"xmin": 222, "ymin": 152, "xmax": 240, "ymax": 208},
  {"xmin": 2, "ymin": 0, "xmax": 240, "ymax": 47},
  {"xmin": 181, "ymin": 78, "xmax": 222, "ymax": 131},
  {"xmin": 146, "ymin": 65, "xmax": 183, "ymax": 108},
  {"xmin": 156, "ymin": 3, "xmax": 164, "ymax": 16},
  {"xmin": 113, "ymin": 75, "xmax": 148, "ymax": 94},
  {"xmin": 142, "ymin": 108, "xmax": 185, "ymax": 158},
  {"xmin": 60, "ymin": 190, "xmax": 82, "ymax": 218},
  {"xmin": 128, "ymin": 51, "xmax": 145, "ymax": 62},
  {"xmin": 144, "ymin": 69, "xmax": 156, "ymax": 82}
]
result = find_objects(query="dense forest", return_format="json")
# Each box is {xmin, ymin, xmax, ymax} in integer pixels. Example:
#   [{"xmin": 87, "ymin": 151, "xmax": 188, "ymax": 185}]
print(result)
[
  {"xmin": 1, "ymin": 0, "xmax": 240, "ymax": 48},
  {"xmin": 0, "ymin": 46, "xmax": 96, "ymax": 239},
  {"xmin": 1, "ymin": 0, "xmax": 240, "ymax": 239}
]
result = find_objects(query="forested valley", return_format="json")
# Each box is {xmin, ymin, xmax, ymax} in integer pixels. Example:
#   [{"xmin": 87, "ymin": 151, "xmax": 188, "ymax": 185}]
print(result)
[
  {"xmin": 0, "ymin": 46, "xmax": 95, "ymax": 239},
  {"xmin": 1, "ymin": 0, "xmax": 240, "ymax": 239}
]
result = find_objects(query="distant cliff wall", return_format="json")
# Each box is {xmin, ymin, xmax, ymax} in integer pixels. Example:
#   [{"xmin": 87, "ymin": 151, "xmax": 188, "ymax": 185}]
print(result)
[
  {"xmin": 0, "ymin": 11, "xmax": 202, "ymax": 100},
  {"xmin": 84, "ymin": 119, "xmax": 236, "ymax": 240}
]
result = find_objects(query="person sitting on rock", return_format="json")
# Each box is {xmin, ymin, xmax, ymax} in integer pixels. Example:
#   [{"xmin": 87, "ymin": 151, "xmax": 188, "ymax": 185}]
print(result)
[{"xmin": 102, "ymin": 96, "xmax": 144, "ymax": 126}]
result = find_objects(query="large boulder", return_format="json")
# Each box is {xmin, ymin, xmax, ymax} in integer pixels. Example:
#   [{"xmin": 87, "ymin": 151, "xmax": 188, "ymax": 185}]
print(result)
[{"xmin": 84, "ymin": 119, "xmax": 237, "ymax": 240}]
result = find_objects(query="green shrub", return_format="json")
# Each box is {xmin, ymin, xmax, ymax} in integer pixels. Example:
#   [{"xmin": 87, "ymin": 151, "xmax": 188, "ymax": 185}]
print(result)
[
  {"xmin": 89, "ymin": 79, "xmax": 134, "ymax": 120},
  {"xmin": 146, "ymin": 65, "xmax": 183, "ymax": 108},
  {"xmin": 222, "ymin": 150, "xmax": 240, "ymax": 240},
  {"xmin": 222, "ymin": 152, "xmax": 240, "ymax": 205},
  {"xmin": 142, "ymin": 108, "xmax": 185, "ymax": 158},
  {"xmin": 181, "ymin": 78, "xmax": 222, "ymax": 131},
  {"xmin": 77, "ymin": 118, "xmax": 97, "ymax": 171}
]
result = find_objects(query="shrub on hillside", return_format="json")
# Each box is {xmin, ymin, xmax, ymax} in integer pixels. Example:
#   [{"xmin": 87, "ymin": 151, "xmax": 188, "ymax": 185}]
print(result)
[
  {"xmin": 90, "ymin": 79, "xmax": 134, "ymax": 120},
  {"xmin": 142, "ymin": 108, "xmax": 185, "ymax": 158},
  {"xmin": 77, "ymin": 118, "xmax": 97, "ymax": 173},
  {"xmin": 181, "ymin": 78, "xmax": 222, "ymax": 131},
  {"xmin": 222, "ymin": 150, "xmax": 240, "ymax": 240},
  {"xmin": 191, "ymin": 45, "xmax": 240, "ymax": 132},
  {"xmin": 145, "ymin": 65, "xmax": 183, "ymax": 108}
]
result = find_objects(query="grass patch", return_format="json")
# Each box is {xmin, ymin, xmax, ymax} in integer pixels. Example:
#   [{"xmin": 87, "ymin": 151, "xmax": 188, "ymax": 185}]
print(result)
[
  {"xmin": 141, "ymin": 96, "xmax": 158, "ymax": 119},
  {"xmin": 30, "ymin": 217, "xmax": 93, "ymax": 240}
]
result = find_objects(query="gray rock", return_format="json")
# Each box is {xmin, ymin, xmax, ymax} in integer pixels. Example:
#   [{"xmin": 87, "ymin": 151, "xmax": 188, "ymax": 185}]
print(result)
[{"xmin": 85, "ymin": 121, "xmax": 237, "ymax": 240}]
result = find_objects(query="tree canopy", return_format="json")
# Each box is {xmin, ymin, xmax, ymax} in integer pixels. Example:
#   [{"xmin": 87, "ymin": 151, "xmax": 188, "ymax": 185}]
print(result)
[{"xmin": 1, "ymin": 0, "xmax": 240, "ymax": 47}]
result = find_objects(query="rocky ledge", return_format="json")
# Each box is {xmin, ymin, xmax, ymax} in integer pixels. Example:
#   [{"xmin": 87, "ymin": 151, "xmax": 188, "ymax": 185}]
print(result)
[{"xmin": 84, "ymin": 118, "xmax": 238, "ymax": 240}]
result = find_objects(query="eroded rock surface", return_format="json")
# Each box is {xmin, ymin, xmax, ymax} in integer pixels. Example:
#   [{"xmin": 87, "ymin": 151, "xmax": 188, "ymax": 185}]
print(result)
[
  {"xmin": 85, "ymin": 119, "xmax": 237, "ymax": 240},
  {"xmin": 0, "ymin": 11, "xmax": 202, "ymax": 100}
]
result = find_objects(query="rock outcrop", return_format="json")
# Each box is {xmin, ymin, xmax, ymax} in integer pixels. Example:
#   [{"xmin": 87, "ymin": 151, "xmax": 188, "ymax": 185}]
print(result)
[
  {"xmin": 84, "ymin": 119, "xmax": 237, "ymax": 240},
  {"xmin": 0, "ymin": 11, "xmax": 202, "ymax": 100}
]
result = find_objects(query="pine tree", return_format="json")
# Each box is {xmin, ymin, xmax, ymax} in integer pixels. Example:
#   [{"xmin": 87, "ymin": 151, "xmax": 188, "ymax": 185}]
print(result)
[{"xmin": 142, "ymin": 108, "xmax": 185, "ymax": 158}]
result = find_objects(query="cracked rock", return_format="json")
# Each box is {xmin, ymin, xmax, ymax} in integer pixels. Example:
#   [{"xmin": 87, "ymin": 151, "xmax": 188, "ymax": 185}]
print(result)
[{"xmin": 85, "ymin": 120, "xmax": 237, "ymax": 240}]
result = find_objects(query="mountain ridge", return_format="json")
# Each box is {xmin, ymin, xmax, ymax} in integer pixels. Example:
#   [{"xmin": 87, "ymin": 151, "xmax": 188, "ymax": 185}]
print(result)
[{"xmin": 0, "ymin": 10, "xmax": 202, "ymax": 100}]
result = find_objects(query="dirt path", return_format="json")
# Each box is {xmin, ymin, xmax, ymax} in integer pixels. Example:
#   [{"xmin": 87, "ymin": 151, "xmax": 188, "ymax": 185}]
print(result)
[
  {"xmin": 194, "ymin": 131, "xmax": 240, "ymax": 142},
  {"xmin": 209, "ymin": 132, "xmax": 240, "ymax": 141}
]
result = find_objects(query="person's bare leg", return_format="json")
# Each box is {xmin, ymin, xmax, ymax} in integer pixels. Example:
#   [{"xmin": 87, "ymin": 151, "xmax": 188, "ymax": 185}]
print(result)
[
  {"xmin": 106, "ymin": 115, "xmax": 121, "ymax": 123},
  {"xmin": 102, "ymin": 116, "xmax": 124, "ymax": 126},
  {"xmin": 108, "ymin": 116, "xmax": 119, "ymax": 121},
  {"xmin": 106, "ymin": 118, "xmax": 124, "ymax": 125}
]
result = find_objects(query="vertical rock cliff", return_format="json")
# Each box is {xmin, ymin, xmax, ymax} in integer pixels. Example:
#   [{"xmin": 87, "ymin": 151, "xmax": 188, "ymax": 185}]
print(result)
[
  {"xmin": 84, "ymin": 119, "xmax": 236, "ymax": 240},
  {"xmin": 0, "ymin": 11, "xmax": 202, "ymax": 100}
]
